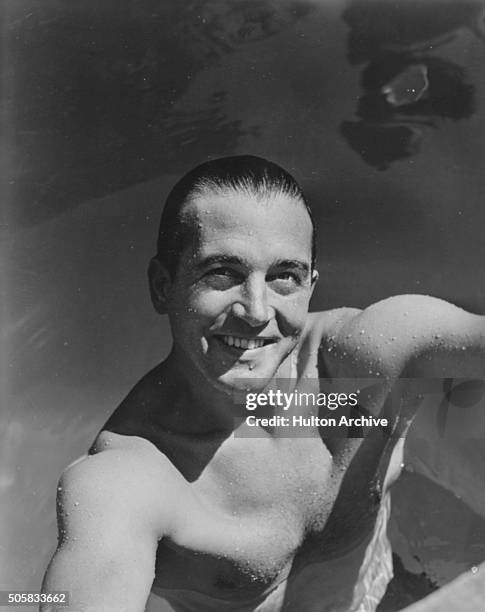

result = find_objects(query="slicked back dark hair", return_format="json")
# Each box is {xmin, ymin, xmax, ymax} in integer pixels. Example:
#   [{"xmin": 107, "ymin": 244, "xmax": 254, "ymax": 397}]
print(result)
[{"xmin": 156, "ymin": 155, "xmax": 316, "ymax": 277}]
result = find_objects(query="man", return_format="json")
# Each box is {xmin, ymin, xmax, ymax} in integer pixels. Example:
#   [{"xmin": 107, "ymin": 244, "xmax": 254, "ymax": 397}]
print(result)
[{"xmin": 41, "ymin": 156, "xmax": 485, "ymax": 611}]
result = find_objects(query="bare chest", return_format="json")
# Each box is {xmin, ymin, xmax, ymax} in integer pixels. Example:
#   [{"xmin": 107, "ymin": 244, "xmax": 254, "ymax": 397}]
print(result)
[{"xmin": 152, "ymin": 434, "xmax": 348, "ymax": 599}]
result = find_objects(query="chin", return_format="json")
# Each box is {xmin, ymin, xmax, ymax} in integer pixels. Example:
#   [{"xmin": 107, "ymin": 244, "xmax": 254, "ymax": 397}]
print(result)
[
  {"xmin": 195, "ymin": 338, "xmax": 297, "ymax": 394},
  {"xmin": 212, "ymin": 365, "xmax": 279, "ymax": 396}
]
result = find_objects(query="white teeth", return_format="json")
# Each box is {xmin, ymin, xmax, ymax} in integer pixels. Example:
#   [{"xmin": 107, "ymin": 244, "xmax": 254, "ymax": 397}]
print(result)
[{"xmin": 221, "ymin": 335, "xmax": 266, "ymax": 349}]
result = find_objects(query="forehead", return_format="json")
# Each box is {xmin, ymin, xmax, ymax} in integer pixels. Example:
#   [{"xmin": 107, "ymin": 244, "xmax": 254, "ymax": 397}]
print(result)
[{"xmin": 181, "ymin": 188, "xmax": 313, "ymax": 262}]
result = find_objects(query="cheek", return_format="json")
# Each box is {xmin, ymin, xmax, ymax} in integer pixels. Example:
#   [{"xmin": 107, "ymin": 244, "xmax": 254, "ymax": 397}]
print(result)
[
  {"xmin": 279, "ymin": 293, "xmax": 311, "ymax": 331},
  {"xmin": 189, "ymin": 288, "xmax": 232, "ymax": 319},
  {"xmin": 171, "ymin": 286, "xmax": 230, "ymax": 326}
]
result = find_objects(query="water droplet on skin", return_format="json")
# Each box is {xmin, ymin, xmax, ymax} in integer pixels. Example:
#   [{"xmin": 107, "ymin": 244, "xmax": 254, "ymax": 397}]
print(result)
[
  {"xmin": 435, "ymin": 334, "xmax": 441, "ymax": 340},
  {"xmin": 356, "ymin": 345, "xmax": 360, "ymax": 350},
  {"xmin": 462, "ymin": 346, "xmax": 467, "ymax": 351},
  {"xmin": 74, "ymin": 501, "xmax": 79, "ymax": 506},
  {"xmin": 248, "ymin": 364, "xmax": 254, "ymax": 371},
  {"xmin": 360, "ymin": 329, "xmax": 365, "ymax": 335},
  {"xmin": 57, "ymin": 486, "xmax": 63, "ymax": 491}
]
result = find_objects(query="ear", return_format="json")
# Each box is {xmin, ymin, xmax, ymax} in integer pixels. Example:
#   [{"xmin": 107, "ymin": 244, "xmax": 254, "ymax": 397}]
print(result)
[
  {"xmin": 310, "ymin": 269, "xmax": 319, "ymax": 296},
  {"xmin": 148, "ymin": 257, "xmax": 172, "ymax": 314}
]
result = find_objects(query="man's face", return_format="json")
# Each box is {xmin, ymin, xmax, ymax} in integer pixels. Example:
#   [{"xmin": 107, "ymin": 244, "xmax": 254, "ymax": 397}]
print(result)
[{"xmin": 156, "ymin": 188, "xmax": 316, "ymax": 393}]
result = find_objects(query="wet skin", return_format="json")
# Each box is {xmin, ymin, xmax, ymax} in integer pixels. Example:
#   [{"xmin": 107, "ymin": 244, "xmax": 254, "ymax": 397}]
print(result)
[
  {"xmin": 149, "ymin": 188, "xmax": 317, "ymax": 398},
  {"xmin": 41, "ymin": 190, "xmax": 485, "ymax": 612}
]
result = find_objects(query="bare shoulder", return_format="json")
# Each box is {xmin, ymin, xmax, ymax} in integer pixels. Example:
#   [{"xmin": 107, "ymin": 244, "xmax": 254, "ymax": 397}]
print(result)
[
  {"xmin": 60, "ymin": 432, "xmax": 187, "ymax": 541},
  {"xmin": 313, "ymin": 294, "xmax": 484, "ymax": 378},
  {"xmin": 348, "ymin": 294, "xmax": 475, "ymax": 326},
  {"xmin": 43, "ymin": 433, "xmax": 179, "ymax": 610},
  {"xmin": 309, "ymin": 294, "xmax": 460, "ymax": 335},
  {"xmin": 306, "ymin": 307, "xmax": 362, "ymax": 341},
  {"xmin": 344, "ymin": 294, "xmax": 483, "ymax": 357}
]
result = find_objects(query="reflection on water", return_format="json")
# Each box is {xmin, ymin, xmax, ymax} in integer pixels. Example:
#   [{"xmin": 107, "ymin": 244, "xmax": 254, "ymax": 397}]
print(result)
[
  {"xmin": 7, "ymin": 0, "xmax": 314, "ymax": 227},
  {"xmin": 341, "ymin": 54, "xmax": 476, "ymax": 169},
  {"xmin": 437, "ymin": 379, "xmax": 485, "ymax": 436},
  {"xmin": 341, "ymin": 0, "xmax": 483, "ymax": 169},
  {"xmin": 343, "ymin": 0, "xmax": 485, "ymax": 64}
]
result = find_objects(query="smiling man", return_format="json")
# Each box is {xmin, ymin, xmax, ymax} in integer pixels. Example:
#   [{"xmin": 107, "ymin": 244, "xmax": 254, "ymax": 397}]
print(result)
[{"xmin": 41, "ymin": 156, "xmax": 485, "ymax": 612}]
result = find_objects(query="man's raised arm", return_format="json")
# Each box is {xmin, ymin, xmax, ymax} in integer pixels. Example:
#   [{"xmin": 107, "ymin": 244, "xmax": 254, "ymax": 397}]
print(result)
[
  {"xmin": 41, "ymin": 447, "xmax": 165, "ymax": 612},
  {"xmin": 336, "ymin": 294, "xmax": 485, "ymax": 379},
  {"xmin": 393, "ymin": 295, "xmax": 484, "ymax": 379}
]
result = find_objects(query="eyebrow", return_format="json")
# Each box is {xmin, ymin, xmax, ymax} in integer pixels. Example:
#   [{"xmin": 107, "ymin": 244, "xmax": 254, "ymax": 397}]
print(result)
[
  {"xmin": 196, "ymin": 255, "xmax": 310, "ymax": 275},
  {"xmin": 272, "ymin": 259, "xmax": 310, "ymax": 274},
  {"xmin": 196, "ymin": 255, "xmax": 245, "ymax": 270}
]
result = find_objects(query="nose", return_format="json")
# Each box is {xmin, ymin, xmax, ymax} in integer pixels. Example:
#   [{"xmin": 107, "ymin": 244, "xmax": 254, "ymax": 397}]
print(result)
[{"xmin": 232, "ymin": 276, "xmax": 271, "ymax": 326}]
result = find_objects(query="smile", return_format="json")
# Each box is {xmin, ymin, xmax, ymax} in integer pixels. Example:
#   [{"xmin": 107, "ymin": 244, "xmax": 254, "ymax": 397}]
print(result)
[{"xmin": 218, "ymin": 335, "xmax": 275, "ymax": 350}]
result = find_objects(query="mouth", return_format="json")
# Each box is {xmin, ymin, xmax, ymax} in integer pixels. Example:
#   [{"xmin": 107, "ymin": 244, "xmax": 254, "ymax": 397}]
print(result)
[{"xmin": 215, "ymin": 334, "xmax": 277, "ymax": 351}]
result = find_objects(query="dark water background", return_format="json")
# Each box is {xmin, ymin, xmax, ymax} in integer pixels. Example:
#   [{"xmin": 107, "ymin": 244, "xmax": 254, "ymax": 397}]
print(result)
[{"xmin": 3, "ymin": 0, "xmax": 485, "ymax": 608}]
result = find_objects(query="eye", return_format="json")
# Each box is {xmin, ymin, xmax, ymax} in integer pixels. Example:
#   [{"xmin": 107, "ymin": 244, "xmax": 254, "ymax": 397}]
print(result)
[
  {"xmin": 276, "ymin": 271, "xmax": 299, "ymax": 281},
  {"xmin": 268, "ymin": 271, "xmax": 300, "ymax": 283},
  {"xmin": 202, "ymin": 267, "xmax": 242, "ymax": 289},
  {"xmin": 206, "ymin": 267, "xmax": 237, "ymax": 278},
  {"xmin": 268, "ymin": 271, "xmax": 303, "ymax": 294}
]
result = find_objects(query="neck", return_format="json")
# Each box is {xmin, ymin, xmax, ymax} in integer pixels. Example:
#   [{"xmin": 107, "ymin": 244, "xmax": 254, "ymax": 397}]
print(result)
[
  {"xmin": 161, "ymin": 345, "xmax": 294, "ymax": 435},
  {"xmin": 161, "ymin": 347, "xmax": 245, "ymax": 433}
]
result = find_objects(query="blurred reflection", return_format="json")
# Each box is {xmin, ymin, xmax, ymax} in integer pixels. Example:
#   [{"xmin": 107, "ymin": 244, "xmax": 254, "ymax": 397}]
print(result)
[
  {"xmin": 437, "ymin": 379, "xmax": 485, "ymax": 436},
  {"xmin": 340, "ymin": 0, "xmax": 483, "ymax": 169},
  {"xmin": 8, "ymin": 0, "xmax": 314, "ymax": 227},
  {"xmin": 342, "ymin": 0, "xmax": 485, "ymax": 65}
]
